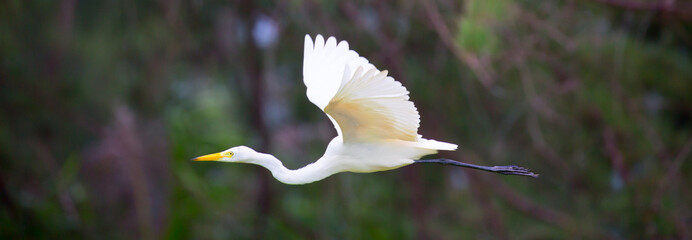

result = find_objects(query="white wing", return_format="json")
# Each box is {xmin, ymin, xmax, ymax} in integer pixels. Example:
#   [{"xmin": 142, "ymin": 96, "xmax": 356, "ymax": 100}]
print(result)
[
  {"xmin": 303, "ymin": 34, "xmax": 420, "ymax": 142},
  {"xmin": 303, "ymin": 34, "xmax": 375, "ymax": 109}
]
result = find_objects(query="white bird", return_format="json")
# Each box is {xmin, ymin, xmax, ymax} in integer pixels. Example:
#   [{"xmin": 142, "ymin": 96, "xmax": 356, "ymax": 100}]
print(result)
[{"xmin": 193, "ymin": 34, "xmax": 537, "ymax": 184}]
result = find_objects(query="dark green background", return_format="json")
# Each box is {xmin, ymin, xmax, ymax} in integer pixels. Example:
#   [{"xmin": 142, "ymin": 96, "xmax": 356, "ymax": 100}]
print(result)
[{"xmin": 2, "ymin": 0, "xmax": 691, "ymax": 239}]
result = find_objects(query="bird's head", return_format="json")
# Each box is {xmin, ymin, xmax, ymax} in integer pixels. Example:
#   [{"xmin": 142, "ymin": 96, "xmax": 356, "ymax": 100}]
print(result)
[{"xmin": 192, "ymin": 146, "xmax": 258, "ymax": 163}]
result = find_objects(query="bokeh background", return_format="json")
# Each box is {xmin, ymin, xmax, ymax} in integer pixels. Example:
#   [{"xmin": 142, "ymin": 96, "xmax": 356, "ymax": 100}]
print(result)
[{"xmin": 2, "ymin": 0, "xmax": 692, "ymax": 239}]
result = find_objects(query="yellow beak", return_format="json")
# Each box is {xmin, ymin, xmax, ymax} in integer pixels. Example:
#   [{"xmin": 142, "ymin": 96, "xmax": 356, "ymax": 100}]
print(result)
[{"xmin": 192, "ymin": 152, "xmax": 224, "ymax": 161}]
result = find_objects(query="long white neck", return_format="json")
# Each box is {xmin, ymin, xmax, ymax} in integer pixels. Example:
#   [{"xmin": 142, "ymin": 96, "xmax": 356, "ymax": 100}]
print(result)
[{"xmin": 249, "ymin": 152, "xmax": 338, "ymax": 185}]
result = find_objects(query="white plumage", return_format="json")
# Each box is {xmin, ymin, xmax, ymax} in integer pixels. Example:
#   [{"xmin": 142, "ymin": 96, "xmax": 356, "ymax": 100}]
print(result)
[
  {"xmin": 305, "ymin": 35, "xmax": 455, "ymax": 149},
  {"xmin": 194, "ymin": 34, "xmax": 462, "ymax": 184}
]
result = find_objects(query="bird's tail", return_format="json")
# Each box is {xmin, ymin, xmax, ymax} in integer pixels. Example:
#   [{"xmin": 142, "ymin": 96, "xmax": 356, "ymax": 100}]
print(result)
[{"xmin": 416, "ymin": 137, "xmax": 458, "ymax": 151}]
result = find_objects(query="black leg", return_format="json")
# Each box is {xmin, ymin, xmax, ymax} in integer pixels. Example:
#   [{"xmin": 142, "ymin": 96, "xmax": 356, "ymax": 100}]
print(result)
[{"xmin": 414, "ymin": 159, "xmax": 538, "ymax": 178}]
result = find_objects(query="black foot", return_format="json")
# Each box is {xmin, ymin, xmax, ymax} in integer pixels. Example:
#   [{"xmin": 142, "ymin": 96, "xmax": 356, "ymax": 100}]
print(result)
[
  {"xmin": 489, "ymin": 165, "xmax": 539, "ymax": 178},
  {"xmin": 415, "ymin": 159, "xmax": 539, "ymax": 178}
]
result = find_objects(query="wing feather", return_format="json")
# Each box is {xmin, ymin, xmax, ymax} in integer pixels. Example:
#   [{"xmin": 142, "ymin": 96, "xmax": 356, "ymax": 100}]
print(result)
[
  {"xmin": 325, "ymin": 64, "xmax": 420, "ymax": 142},
  {"xmin": 304, "ymin": 34, "xmax": 452, "ymax": 146},
  {"xmin": 303, "ymin": 35, "xmax": 375, "ymax": 110}
]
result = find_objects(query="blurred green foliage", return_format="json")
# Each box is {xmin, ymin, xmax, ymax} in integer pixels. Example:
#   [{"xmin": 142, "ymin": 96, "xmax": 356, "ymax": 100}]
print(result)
[{"xmin": 1, "ymin": 0, "xmax": 691, "ymax": 239}]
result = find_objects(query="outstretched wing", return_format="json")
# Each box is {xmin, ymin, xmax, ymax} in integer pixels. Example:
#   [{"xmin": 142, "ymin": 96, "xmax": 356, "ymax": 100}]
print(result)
[{"xmin": 303, "ymin": 34, "xmax": 420, "ymax": 142}]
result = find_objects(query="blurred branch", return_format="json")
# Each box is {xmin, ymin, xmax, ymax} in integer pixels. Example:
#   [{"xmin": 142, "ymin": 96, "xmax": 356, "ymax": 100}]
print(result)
[
  {"xmin": 340, "ymin": 1, "xmax": 406, "ymax": 79},
  {"xmin": 652, "ymin": 136, "xmax": 692, "ymax": 209},
  {"xmin": 56, "ymin": 0, "xmax": 75, "ymax": 48},
  {"xmin": 118, "ymin": 108, "xmax": 155, "ymax": 239},
  {"xmin": 516, "ymin": 59, "xmax": 573, "ymax": 179},
  {"xmin": 650, "ymin": 135, "xmax": 692, "ymax": 239},
  {"xmin": 467, "ymin": 172, "xmax": 509, "ymax": 239},
  {"xmin": 420, "ymin": 0, "xmax": 495, "ymax": 89},
  {"xmin": 526, "ymin": 115, "xmax": 574, "ymax": 179},
  {"xmin": 305, "ymin": 0, "xmax": 339, "ymax": 35},
  {"xmin": 502, "ymin": 25, "xmax": 575, "ymax": 181},
  {"xmin": 518, "ymin": 8, "xmax": 577, "ymax": 52},
  {"xmin": 34, "ymin": 139, "xmax": 82, "ymax": 225},
  {"xmin": 603, "ymin": 127, "xmax": 629, "ymax": 183},
  {"xmin": 458, "ymin": 152, "xmax": 573, "ymax": 237},
  {"xmin": 81, "ymin": 105, "xmax": 172, "ymax": 238},
  {"xmin": 239, "ymin": 1, "xmax": 274, "ymax": 239},
  {"xmin": 482, "ymin": 175, "xmax": 575, "ymax": 232},
  {"xmin": 586, "ymin": 0, "xmax": 692, "ymax": 21}
]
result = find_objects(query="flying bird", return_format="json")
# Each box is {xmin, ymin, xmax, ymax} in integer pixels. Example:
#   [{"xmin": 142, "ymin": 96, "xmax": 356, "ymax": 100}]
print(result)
[{"xmin": 193, "ymin": 34, "xmax": 537, "ymax": 184}]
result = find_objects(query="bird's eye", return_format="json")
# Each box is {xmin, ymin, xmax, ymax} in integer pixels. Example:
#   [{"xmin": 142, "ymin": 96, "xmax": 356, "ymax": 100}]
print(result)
[{"xmin": 225, "ymin": 151, "xmax": 234, "ymax": 157}]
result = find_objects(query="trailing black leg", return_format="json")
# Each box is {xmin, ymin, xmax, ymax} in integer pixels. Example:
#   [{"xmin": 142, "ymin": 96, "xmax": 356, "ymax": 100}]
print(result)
[{"xmin": 414, "ymin": 159, "xmax": 538, "ymax": 178}]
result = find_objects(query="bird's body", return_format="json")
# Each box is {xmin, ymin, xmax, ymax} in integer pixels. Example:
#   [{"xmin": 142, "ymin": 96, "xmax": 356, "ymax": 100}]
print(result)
[
  {"xmin": 222, "ymin": 135, "xmax": 454, "ymax": 185},
  {"xmin": 194, "ymin": 34, "xmax": 536, "ymax": 184}
]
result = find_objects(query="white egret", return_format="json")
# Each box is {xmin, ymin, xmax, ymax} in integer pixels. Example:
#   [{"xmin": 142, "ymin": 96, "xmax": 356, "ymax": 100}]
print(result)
[{"xmin": 194, "ymin": 34, "xmax": 537, "ymax": 184}]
